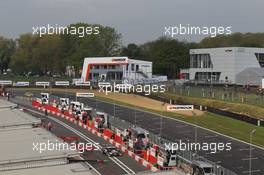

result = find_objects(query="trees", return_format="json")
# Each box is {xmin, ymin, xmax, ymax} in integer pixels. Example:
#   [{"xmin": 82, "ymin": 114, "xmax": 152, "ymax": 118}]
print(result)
[
  {"xmin": 121, "ymin": 43, "xmax": 142, "ymax": 59},
  {"xmin": 60, "ymin": 23, "xmax": 122, "ymax": 75},
  {"xmin": 10, "ymin": 34, "xmax": 40, "ymax": 75},
  {"xmin": 0, "ymin": 37, "xmax": 15, "ymax": 73},
  {"xmin": 9, "ymin": 23, "xmax": 122, "ymax": 76},
  {"xmin": 122, "ymin": 37, "xmax": 196, "ymax": 78},
  {"xmin": 199, "ymin": 32, "xmax": 264, "ymax": 48}
]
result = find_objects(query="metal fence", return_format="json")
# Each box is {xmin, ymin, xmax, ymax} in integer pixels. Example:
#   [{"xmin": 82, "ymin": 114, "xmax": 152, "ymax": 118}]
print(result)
[{"xmin": 168, "ymin": 84, "xmax": 264, "ymax": 108}]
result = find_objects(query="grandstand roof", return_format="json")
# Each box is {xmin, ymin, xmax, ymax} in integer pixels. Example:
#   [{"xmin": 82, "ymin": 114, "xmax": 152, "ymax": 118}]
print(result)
[
  {"xmin": 0, "ymin": 128, "xmax": 79, "ymax": 171},
  {"xmin": 0, "ymin": 100, "xmax": 40, "ymax": 130},
  {"xmin": 0, "ymin": 99, "xmax": 17, "ymax": 108}
]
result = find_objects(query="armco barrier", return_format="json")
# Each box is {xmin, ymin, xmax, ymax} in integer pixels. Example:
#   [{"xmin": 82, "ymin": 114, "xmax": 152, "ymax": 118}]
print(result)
[{"xmin": 32, "ymin": 101, "xmax": 159, "ymax": 172}]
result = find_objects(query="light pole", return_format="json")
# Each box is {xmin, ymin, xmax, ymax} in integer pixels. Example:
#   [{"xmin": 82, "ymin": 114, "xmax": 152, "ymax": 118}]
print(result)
[
  {"xmin": 95, "ymin": 97, "xmax": 98, "ymax": 110},
  {"xmin": 134, "ymin": 105, "xmax": 137, "ymax": 126},
  {"xmin": 113, "ymin": 90, "xmax": 116, "ymax": 118},
  {"xmin": 159, "ymin": 102, "xmax": 166, "ymax": 137},
  {"xmin": 249, "ymin": 129, "xmax": 256, "ymax": 175},
  {"xmin": 133, "ymin": 94, "xmax": 137, "ymax": 126},
  {"xmin": 193, "ymin": 111, "xmax": 197, "ymax": 155},
  {"xmin": 210, "ymin": 66, "xmax": 213, "ymax": 98}
]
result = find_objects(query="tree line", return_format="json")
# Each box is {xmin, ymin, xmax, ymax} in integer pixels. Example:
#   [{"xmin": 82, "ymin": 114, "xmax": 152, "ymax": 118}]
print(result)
[{"xmin": 0, "ymin": 23, "xmax": 264, "ymax": 79}]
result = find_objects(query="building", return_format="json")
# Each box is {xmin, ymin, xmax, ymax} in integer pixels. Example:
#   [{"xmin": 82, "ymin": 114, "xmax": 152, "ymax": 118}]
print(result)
[
  {"xmin": 80, "ymin": 57, "xmax": 167, "ymax": 84},
  {"xmin": 180, "ymin": 47, "xmax": 264, "ymax": 85},
  {"xmin": 0, "ymin": 128, "xmax": 78, "ymax": 171}
]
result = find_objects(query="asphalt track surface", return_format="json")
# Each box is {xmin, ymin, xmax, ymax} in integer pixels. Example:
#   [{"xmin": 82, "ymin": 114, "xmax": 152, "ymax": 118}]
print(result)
[
  {"xmin": 12, "ymin": 90, "xmax": 264, "ymax": 175},
  {"xmin": 11, "ymin": 97, "xmax": 147, "ymax": 175}
]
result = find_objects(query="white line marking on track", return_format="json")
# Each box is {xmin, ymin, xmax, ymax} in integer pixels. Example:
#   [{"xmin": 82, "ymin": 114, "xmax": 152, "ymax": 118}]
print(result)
[
  {"xmin": 242, "ymin": 157, "xmax": 258, "ymax": 161},
  {"xmin": 239, "ymin": 148, "xmax": 254, "ymax": 151},
  {"xmin": 242, "ymin": 170, "xmax": 261, "ymax": 174}
]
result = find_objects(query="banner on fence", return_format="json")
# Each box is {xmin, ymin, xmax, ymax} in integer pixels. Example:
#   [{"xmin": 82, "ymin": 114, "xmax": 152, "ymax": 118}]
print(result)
[
  {"xmin": 75, "ymin": 81, "xmax": 90, "ymax": 86},
  {"xmin": 98, "ymin": 82, "xmax": 111, "ymax": 87},
  {"xmin": 55, "ymin": 81, "xmax": 70, "ymax": 86},
  {"xmin": 35, "ymin": 82, "xmax": 50, "ymax": 86},
  {"xmin": 13, "ymin": 82, "xmax": 30, "ymax": 87},
  {"xmin": 167, "ymin": 105, "xmax": 194, "ymax": 111},
  {"xmin": 0, "ymin": 80, "xmax": 12, "ymax": 85},
  {"xmin": 76, "ymin": 92, "xmax": 94, "ymax": 98}
]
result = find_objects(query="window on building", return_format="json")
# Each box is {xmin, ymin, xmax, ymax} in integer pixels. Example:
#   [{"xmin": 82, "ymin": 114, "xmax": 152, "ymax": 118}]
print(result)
[
  {"xmin": 194, "ymin": 72, "xmax": 220, "ymax": 82},
  {"xmin": 93, "ymin": 73, "xmax": 99, "ymax": 80},
  {"xmin": 118, "ymin": 72, "xmax": 123, "ymax": 80},
  {"xmin": 190, "ymin": 54, "xmax": 213, "ymax": 68},
  {"xmin": 126, "ymin": 64, "xmax": 129, "ymax": 70},
  {"xmin": 255, "ymin": 53, "xmax": 264, "ymax": 67},
  {"xmin": 190, "ymin": 55, "xmax": 198, "ymax": 68},
  {"xmin": 131, "ymin": 64, "xmax": 135, "ymax": 71},
  {"xmin": 136, "ymin": 65, "xmax": 139, "ymax": 71}
]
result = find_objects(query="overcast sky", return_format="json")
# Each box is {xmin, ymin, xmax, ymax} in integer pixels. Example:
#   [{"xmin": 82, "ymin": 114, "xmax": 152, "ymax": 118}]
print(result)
[{"xmin": 0, "ymin": 0, "xmax": 263, "ymax": 45}]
